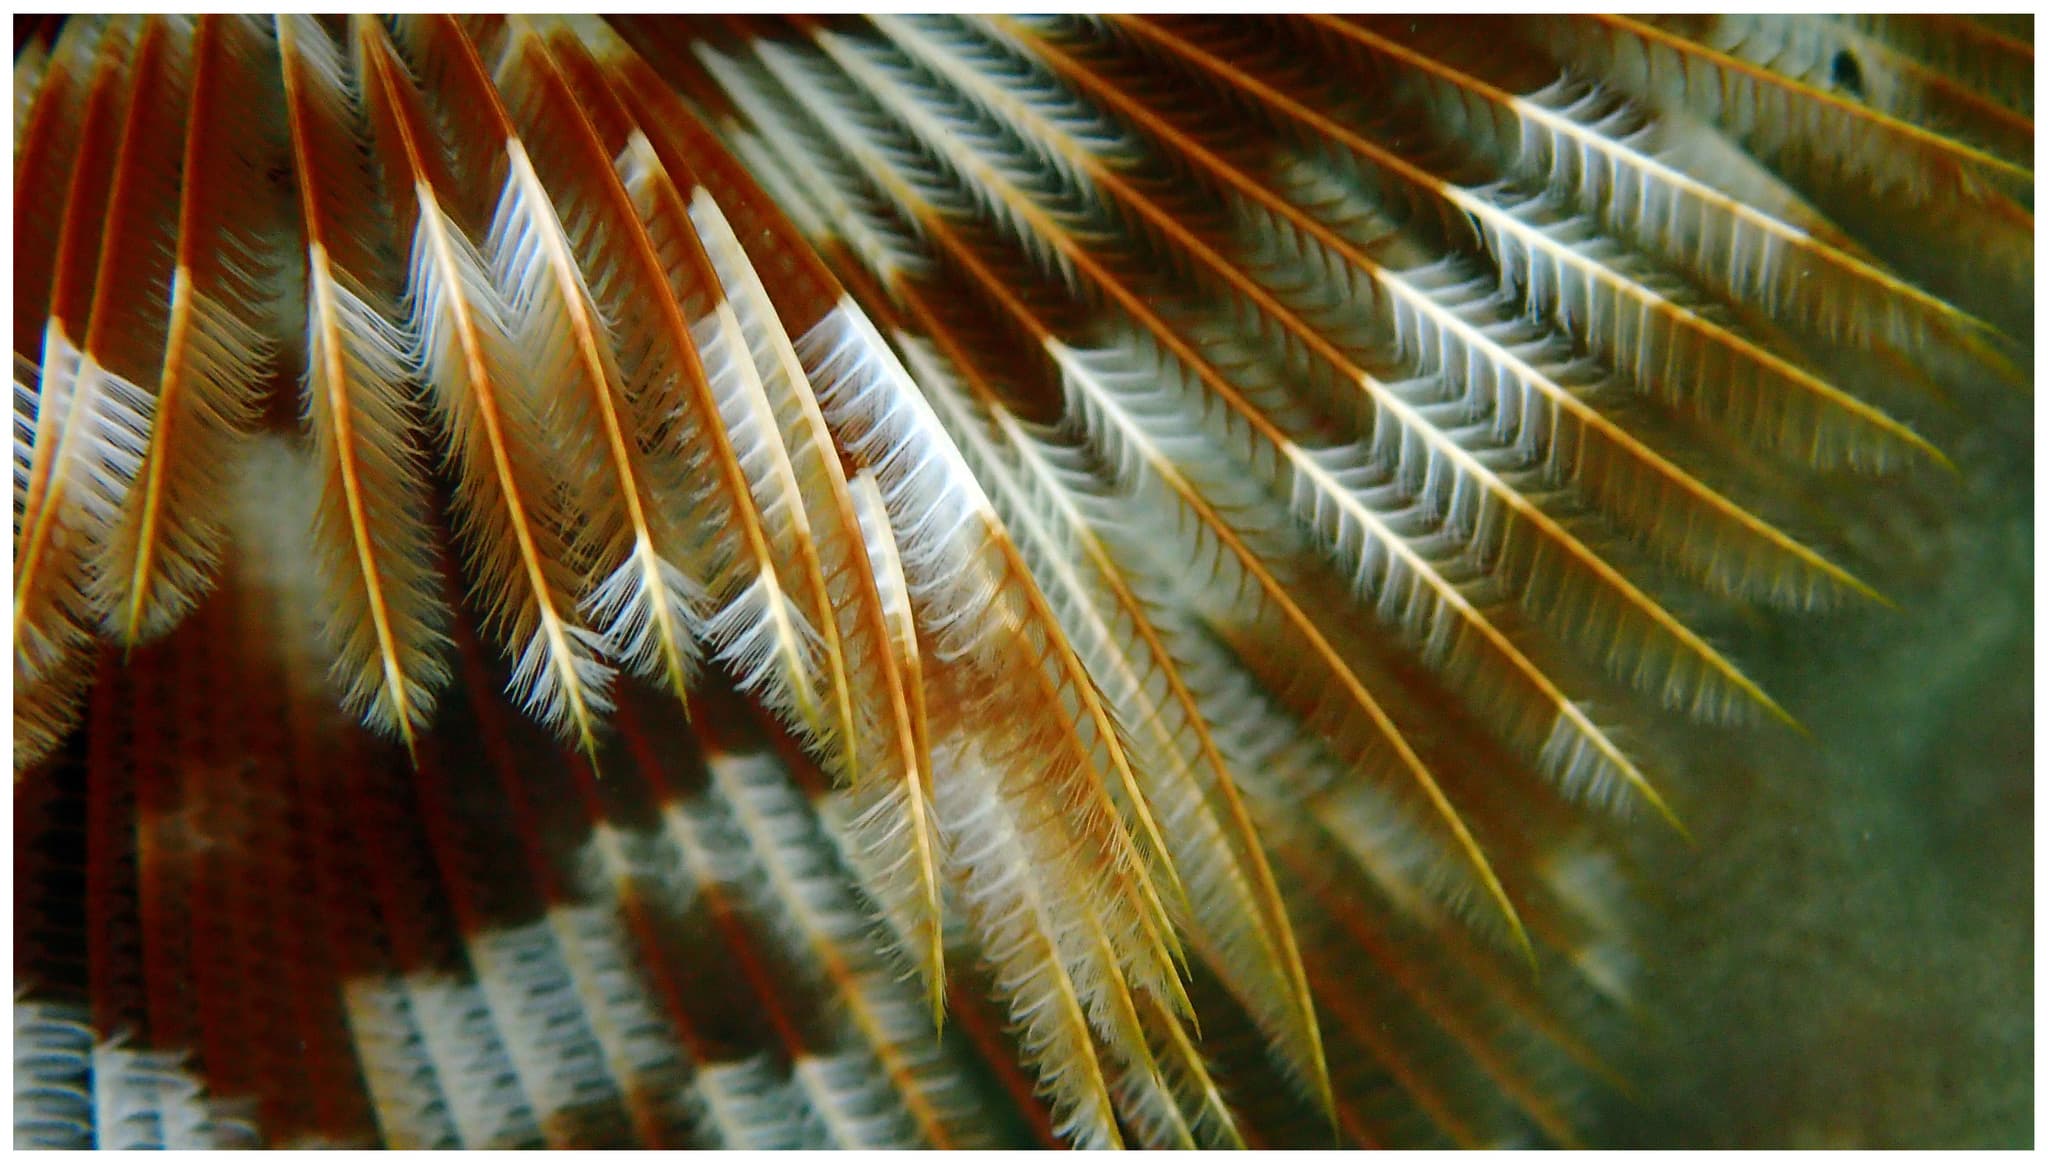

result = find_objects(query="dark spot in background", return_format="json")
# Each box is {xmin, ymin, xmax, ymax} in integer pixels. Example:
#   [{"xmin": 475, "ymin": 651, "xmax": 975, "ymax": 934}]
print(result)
[{"xmin": 1831, "ymin": 49, "xmax": 1865, "ymax": 98}]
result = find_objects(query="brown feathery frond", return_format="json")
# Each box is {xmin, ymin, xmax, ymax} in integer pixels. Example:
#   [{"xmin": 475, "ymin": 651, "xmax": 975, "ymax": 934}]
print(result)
[
  {"xmin": 921, "ymin": 21, "xmax": 1874, "ymax": 744},
  {"xmin": 14, "ymin": 16, "xmax": 120, "ymax": 362},
  {"xmin": 15, "ymin": 19, "xmax": 190, "ymax": 780},
  {"xmin": 921, "ymin": 13, "xmax": 1875, "ymax": 631},
  {"xmin": 739, "ymin": 85, "xmax": 1335, "ymax": 1089},
  {"xmin": 724, "ymin": 41, "xmax": 1197, "ymax": 954},
  {"xmin": 351, "ymin": 15, "xmax": 613, "ymax": 755},
  {"xmin": 97, "ymin": 15, "xmax": 287, "ymax": 646},
  {"xmin": 1110, "ymin": 16, "xmax": 1976, "ymax": 464},
  {"xmin": 708, "ymin": 63, "xmax": 1507, "ymax": 1147},
  {"xmin": 884, "ymin": 324, "xmax": 1267, "ymax": 1148},
  {"xmin": 1541, "ymin": 14, "xmax": 2032, "ymax": 202},
  {"xmin": 11, "ymin": 12, "xmax": 2027, "ymax": 1152},
  {"xmin": 838, "ymin": 470, "xmax": 946, "ymax": 1019},
  {"xmin": 721, "ymin": 38, "xmax": 1195, "ymax": 855},
  {"xmin": 12, "ymin": 635, "xmax": 90, "ymax": 778},
  {"xmin": 1296, "ymin": 15, "xmax": 2016, "ymax": 376},
  {"xmin": 701, "ymin": 747, "xmax": 988, "ymax": 1147},
  {"xmin": 16, "ymin": 16, "xmax": 145, "ymax": 692},
  {"xmin": 652, "ymin": 91, "xmax": 1073, "ymax": 1039},
  {"xmin": 277, "ymin": 13, "xmax": 450, "ymax": 750},
  {"xmin": 1833, "ymin": 14, "xmax": 2033, "ymax": 118},
  {"xmin": 1630, "ymin": 15, "xmax": 2032, "ymax": 184},
  {"xmin": 683, "ymin": 187, "xmax": 903, "ymax": 792},
  {"xmin": 531, "ymin": 19, "xmax": 841, "ymax": 756},
  {"xmin": 63, "ymin": 18, "xmax": 202, "ymax": 1075},
  {"xmin": 390, "ymin": 13, "xmax": 708, "ymax": 711},
  {"xmin": 1695, "ymin": 15, "xmax": 2032, "ymax": 168},
  {"xmin": 895, "ymin": 299, "xmax": 1331, "ymax": 1112},
  {"xmin": 684, "ymin": 197, "xmax": 1198, "ymax": 1138},
  {"xmin": 486, "ymin": 15, "xmax": 821, "ymax": 737},
  {"xmin": 442, "ymin": 24, "xmax": 949, "ymax": 1022},
  {"xmin": 736, "ymin": 27, "xmax": 1622, "ymax": 942},
  {"xmin": 575, "ymin": 28, "xmax": 949, "ymax": 920},
  {"xmin": 1530, "ymin": 14, "xmax": 2034, "ymax": 333},
  {"xmin": 797, "ymin": 26, "xmax": 1754, "ymax": 786},
  {"xmin": 735, "ymin": 29, "xmax": 1535, "ymax": 951},
  {"xmin": 797, "ymin": 295, "xmax": 1193, "ymax": 1023}
]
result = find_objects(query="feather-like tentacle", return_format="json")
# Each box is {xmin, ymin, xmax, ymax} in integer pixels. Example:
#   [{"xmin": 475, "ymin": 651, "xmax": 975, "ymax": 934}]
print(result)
[
  {"xmin": 15, "ymin": 22, "xmax": 175, "ymax": 782},
  {"xmin": 734, "ymin": 45, "xmax": 1197, "ymax": 983},
  {"xmin": 792, "ymin": 28, "xmax": 1700, "ymax": 830},
  {"xmin": 577, "ymin": 18, "xmax": 944, "ymax": 811},
  {"xmin": 98, "ymin": 16, "xmax": 288, "ymax": 646},
  {"xmin": 706, "ymin": 55, "xmax": 1205, "ymax": 1076},
  {"xmin": 276, "ymin": 13, "xmax": 450, "ymax": 750},
  {"xmin": 891, "ymin": 277, "xmax": 1330, "ymax": 1113},
  {"xmin": 570, "ymin": 26, "xmax": 957, "ymax": 1014},
  {"xmin": 16, "ymin": 16, "xmax": 145, "ymax": 686},
  {"xmin": 1294, "ymin": 15, "xmax": 2017, "ymax": 373},
  {"xmin": 918, "ymin": 18, "xmax": 1854, "ymax": 740},
  {"xmin": 840, "ymin": 471, "xmax": 945, "ymax": 1018},
  {"xmin": 887, "ymin": 336, "xmax": 1269, "ymax": 1150},
  {"xmin": 522, "ymin": 21, "xmax": 841, "ymax": 758},
  {"xmin": 728, "ymin": 35, "xmax": 1535, "ymax": 953},
  {"xmin": 352, "ymin": 16, "xmax": 614, "ymax": 755},
  {"xmin": 1544, "ymin": 14, "xmax": 2032, "ymax": 201},
  {"xmin": 14, "ymin": 16, "xmax": 122, "ymax": 363},
  {"xmin": 58, "ymin": 11, "xmax": 201, "ymax": 651},
  {"xmin": 392, "ymin": 14, "xmax": 710, "ymax": 708},
  {"xmin": 1085, "ymin": 16, "xmax": 1935, "ymax": 528},
  {"xmin": 1681, "ymin": 15, "xmax": 2032, "ymax": 168},
  {"xmin": 1056, "ymin": 18, "xmax": 1900, "ymax": 610},
  {"xmin": 1834, "ymin": 14, "xmax": 2033, "ymax": 118},
  {"xmin": 487, "ymin": 16, "xmax": 828, "ymax": 744},
  {"xmin": 925, "ymin": 742, "xmax": 1123, "ymax": 1148},
  {"xmin": 1529, "ymin": 13, "xmax": 2033, "ymax": 332},
  {"xmin": 702, "ymin": 748, "xmax": 988, "ymax": 1147},
  {"xmin": 790, "ymin": 296, "xmax": 1190, "ymax": 994}
]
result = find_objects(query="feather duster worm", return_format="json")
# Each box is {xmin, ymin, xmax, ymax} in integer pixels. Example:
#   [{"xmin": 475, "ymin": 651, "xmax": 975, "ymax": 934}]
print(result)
[{"xmin": 12, "ymin": 14, "xmax": 2030, "ymax": 1148}]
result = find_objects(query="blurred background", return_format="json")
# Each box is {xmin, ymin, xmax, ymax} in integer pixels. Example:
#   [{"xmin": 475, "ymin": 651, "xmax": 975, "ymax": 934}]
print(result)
[{"xmin": 1595, "ymin": 374, "xmax": 2032, "ymax": 1147}]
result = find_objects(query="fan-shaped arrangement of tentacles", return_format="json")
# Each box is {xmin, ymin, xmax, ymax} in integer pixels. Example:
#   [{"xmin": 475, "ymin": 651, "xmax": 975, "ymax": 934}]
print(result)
[{"xmin": 12, "ymin": 13, "xmax": 2031, "ymax": 1149}]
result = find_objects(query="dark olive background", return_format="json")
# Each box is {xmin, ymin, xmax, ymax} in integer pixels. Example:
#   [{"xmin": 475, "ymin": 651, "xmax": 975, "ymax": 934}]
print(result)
[{"xmin": 1594, "ymin": 373, "xmax": 2033, "ymax": 1148}]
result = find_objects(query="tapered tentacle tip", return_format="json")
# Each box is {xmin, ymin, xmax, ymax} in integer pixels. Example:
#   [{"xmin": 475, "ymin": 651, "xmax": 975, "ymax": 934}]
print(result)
[
  {"xmin": 918, "ymin": 918, "xmax": 948, "ymax": 1032},
  {"xmin": 117, "ymin": 594, "xmax": 151, "ymax": 658},
  {"xmin": 1919, "ymin": 438, "xmax": 1960, "ymax": 478},
  {"xmin": 1742, "ymin": 674, "xmax": 1814, "ymax": 740},
  {"xmin": 1667, "ymin": 808, "xmax": 1699, "ymax": 851},
  {"xmin": 396, "ymin": 719, "xmax": 423, "ymax": 770},
  {"xmin": 926, "ymin": 971, "xmax": 948, "ymax": 1036},
  {"xmin": 1856, "ymin": 578, "xmax": 1901, "ymax": 612},
  {"xmin": 1503, "ymin": 904, "xmax": 1540, "ymax": 976},
  {"xmin": 1313, "ymin": 1075, "xmax": 1341, "ymax": 1143},
  {"xmin": 667, "ymin": 684, "xmax": 698, "ymax": 728},
  {"xmin": 1636, "ymin": 782, "xmax": 1693, "ymax": 847}
]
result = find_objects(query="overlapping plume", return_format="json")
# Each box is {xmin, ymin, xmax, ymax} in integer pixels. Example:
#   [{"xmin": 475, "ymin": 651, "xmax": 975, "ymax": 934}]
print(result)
[{"xmin": 14, "ymin": 13, "xmax": 2025, "ymax": 1148}]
